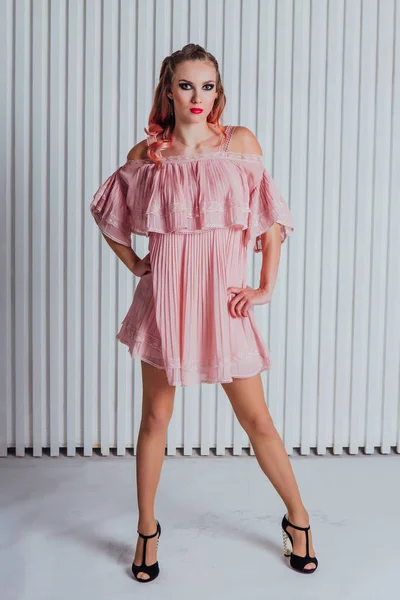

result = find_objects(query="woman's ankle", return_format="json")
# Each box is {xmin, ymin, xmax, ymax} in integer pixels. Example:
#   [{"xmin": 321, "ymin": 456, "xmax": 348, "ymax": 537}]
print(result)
[
  {"xmin": 286, "ymin": 507, "xmax": 309, "ymax": 524},
  {"xmin": 137, "ymin": 517, "xmax": 157, "ymax": 532}
]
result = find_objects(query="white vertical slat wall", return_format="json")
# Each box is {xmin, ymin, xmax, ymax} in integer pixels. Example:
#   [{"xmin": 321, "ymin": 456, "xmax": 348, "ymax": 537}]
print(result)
[{"xmin": 2, "ymin": 0, "xmax": 399, "ymax": 457}]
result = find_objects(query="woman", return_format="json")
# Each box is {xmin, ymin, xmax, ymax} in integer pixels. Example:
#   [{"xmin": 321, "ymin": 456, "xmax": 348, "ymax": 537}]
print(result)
[{"xmin": 90, "ymin": 43, "xmax": 318, "ymax": 583}]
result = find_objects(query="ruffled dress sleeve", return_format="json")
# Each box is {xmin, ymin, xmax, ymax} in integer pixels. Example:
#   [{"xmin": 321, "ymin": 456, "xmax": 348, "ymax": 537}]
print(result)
[
  {"xmin": 247, "ymin": 166, "xmax": 294, "ymax": 252},
  {"xmin": 90, "ymin": 166, "xmax": 132, "ymax": 247}
]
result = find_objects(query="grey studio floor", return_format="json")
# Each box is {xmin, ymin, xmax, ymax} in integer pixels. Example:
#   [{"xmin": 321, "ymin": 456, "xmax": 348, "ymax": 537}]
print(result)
[{"xmin": 1, "ymin": 449, "xmax": 399, "ymax": 600}]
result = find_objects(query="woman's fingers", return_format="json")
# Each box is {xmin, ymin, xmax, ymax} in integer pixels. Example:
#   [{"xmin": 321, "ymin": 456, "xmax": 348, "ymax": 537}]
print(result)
[
  {"xmin": 227, "ymin": 291, "xmax": 251, "ymax": 318},
  {"xmin": 234, "ymin": 297, "xmax": 248, "ymax": 318}
]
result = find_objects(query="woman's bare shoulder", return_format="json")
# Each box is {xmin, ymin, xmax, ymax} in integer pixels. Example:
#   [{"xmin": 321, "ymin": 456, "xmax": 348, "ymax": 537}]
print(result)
[
  {"xmin": 126, "ymin": 139, "xmax": 149, "ymax": 161},
  {"xmin": 229, "ymin": 125, "xmax": 263, "ymax": 155}
]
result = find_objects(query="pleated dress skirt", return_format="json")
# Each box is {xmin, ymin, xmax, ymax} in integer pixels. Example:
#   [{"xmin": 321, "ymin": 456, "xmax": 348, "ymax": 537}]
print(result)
[{"xmin": 116, "ymin": 225, "xmax": 272, "ymax": 387}]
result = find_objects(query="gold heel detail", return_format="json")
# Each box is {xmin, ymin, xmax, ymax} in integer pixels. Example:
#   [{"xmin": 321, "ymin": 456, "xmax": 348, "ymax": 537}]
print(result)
[{"xmin": 282, "ymin": 529, "xmax": 292, "ymax": 556}]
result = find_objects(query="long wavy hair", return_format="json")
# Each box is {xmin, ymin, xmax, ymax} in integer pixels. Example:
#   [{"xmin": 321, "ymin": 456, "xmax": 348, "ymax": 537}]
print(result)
[{"xmin": 144, "ymin": 44, "xmax": 227, "ymax": 169}]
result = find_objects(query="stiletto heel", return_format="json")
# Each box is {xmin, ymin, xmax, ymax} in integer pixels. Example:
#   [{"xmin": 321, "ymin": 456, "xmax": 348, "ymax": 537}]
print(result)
[
  {"xmin": 131, "ymin": 520, "xmax": 161, "ymax": 583},
  {"xmin": 281, "ymin": 514, "xmax": 318, "ymax": 574}
]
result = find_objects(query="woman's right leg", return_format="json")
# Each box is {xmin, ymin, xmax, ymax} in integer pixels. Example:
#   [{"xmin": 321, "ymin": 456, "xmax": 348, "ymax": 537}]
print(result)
[{"xmin": 133, "ymin": 360, "xmax": 176, "ymax": 580}]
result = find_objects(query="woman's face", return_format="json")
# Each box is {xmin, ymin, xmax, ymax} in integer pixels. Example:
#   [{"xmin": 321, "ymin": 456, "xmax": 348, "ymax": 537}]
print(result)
[{"xmin": 168, "ymin": 60, "xmax": 218, "ymax": 123}]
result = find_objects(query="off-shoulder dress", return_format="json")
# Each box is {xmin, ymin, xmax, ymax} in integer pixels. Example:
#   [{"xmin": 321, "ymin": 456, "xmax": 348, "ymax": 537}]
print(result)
[{"xmin": 90, "ymin": 125, "xmax": 294, "ymax": 386}]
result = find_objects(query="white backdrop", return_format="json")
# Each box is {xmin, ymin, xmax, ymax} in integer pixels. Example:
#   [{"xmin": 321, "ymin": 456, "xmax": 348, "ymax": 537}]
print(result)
[{"xmin": 1, "ymin": 0, "xmax": 399, "ymax": 457}]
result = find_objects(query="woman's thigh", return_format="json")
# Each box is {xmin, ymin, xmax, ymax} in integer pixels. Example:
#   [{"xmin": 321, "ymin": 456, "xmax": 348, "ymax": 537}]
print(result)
[
  {"xmin": 140, "ymin": 360, "xmax": 176, "ymax": 424},
  {"xmin": 220, "ymin": 373, "xmax": 275, "ymax": 435}
]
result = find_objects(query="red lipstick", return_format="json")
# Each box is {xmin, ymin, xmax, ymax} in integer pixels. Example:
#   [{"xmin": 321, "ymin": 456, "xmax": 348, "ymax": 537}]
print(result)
[{"xmin": 190, "ymin": 108, "xmax": 203, "ymax": 114}]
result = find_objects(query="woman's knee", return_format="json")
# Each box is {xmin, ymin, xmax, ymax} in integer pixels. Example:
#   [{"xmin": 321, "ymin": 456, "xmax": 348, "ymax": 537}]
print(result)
[
  {"xmin": 244, "ymin": 414, "xmax": 277, "ymax": 438},
  {"xmin": 140, "ymin": 408, "xmax": 172, "ymax": 432},
  {"xmin": 221, "ymin": 375, "xmax": 277, "ymax": 437}
]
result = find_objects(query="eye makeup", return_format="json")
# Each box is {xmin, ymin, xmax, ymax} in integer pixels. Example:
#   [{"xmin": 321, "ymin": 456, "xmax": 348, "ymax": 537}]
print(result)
[{"xmin": 178, "ymin": 83, "xmax": 215, "ymax": 90}]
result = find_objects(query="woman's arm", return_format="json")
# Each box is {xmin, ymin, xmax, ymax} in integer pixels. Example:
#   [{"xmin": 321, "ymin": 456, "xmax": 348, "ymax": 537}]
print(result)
[
  {"xmin": 257, "ymin": 222, "xmax": 282, "ymax": 294},
  {"xmin": 236, "ymin": 126, "xmax": 283, "ymax": 294},
  {"xmin": 94, "ymin": 139, "xmax": 152, "ymax": 276},
  {"xmin": 101, "ymin": 234, "xmax": 140, "ymax": 274},
  {"xmin": 226, "ymin": 127, "xmax": 293, "ymax": 316}
]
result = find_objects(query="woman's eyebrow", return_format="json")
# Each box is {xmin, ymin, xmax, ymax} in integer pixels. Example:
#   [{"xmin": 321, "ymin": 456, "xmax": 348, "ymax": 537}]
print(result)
[{"xmin": 178, "ymin": 79, "xmax": 215, "ymax": 84}]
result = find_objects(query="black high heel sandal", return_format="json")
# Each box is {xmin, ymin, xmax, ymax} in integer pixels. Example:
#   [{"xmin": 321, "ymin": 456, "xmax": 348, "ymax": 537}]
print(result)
[
  {"xmin": 131, "ymin": 520, "xmax": 161, "ymax": 583},
  {"xmin": 281, "ymin": 514, "xmax": 318, "ymax": 574}
]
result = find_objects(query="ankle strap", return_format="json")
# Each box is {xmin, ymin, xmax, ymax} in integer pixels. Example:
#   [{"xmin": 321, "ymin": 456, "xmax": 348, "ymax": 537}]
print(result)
[
  {"xmin": 137, "ymin": 521, "xmax": 159, "ymax": 539},
  {"xmin": 284, "ymin": 514, "xmax": 310, "ymax": 531}
]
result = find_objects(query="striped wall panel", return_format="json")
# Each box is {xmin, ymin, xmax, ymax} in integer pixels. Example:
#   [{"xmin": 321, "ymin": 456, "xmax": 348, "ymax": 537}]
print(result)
[{"xmin": 1, "ymin": 0, "xmax": 399, "ymax": 457}]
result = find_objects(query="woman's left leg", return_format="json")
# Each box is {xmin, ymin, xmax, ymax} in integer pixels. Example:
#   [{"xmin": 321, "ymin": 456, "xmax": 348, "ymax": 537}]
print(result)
[{"xmin": 221, "ymin": 373, "xmax": 317, "ymax": 570}]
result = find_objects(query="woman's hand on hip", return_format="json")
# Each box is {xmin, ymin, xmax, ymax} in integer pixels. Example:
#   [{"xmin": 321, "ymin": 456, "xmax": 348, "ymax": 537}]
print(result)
[
  {"xmin": 132, "ymin": 253, "xmax": 152, "ymax": 278},
  {"xmin": 226, "ymin": 285, "xmax": 272, "ymax": 318}
]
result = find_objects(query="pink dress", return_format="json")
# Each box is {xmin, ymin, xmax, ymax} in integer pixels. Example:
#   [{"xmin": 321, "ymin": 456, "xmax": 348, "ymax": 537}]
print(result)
[{"xmin": 90, "ymin": 125, "xmax": 294, "ymax": 386}]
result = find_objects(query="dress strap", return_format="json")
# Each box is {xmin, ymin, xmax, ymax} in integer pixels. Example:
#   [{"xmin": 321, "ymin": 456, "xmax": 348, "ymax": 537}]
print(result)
[{"xmin": 219, "ymin": 125, "xmax": 236, "ymax": 152}]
